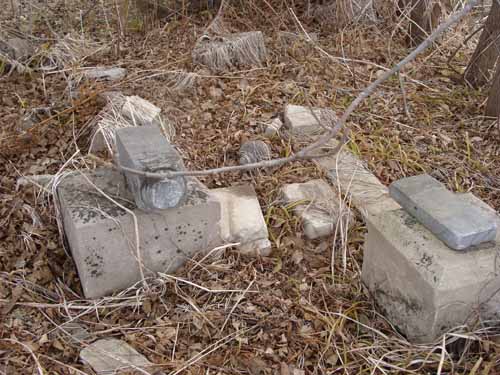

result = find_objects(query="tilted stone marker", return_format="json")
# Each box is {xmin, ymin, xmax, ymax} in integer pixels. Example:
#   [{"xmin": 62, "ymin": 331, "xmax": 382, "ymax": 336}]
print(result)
[
  {"xmin": 116, "ymin": 126, "xmax": 187, "ymax": 211},
  {"xmin": 281, "ymin": 179, "xmax": 352, "ymax": 240},
  {"xmin": 389, "ymin": 174, "xmax": 497, "ymax": 250},
  {"xmin": 363, "ymin": 192, "xmax": 500, "ymax": 342},
  {"xmin": 284, "ymin": 104, "xmax": 337, "ymax": 135},
  {"xmin": 57, "ymin": 168, "xmax": 221, "ymax": 298},
  {"xmin": 80, "ymin": 338, "xmax": 152, "ymax": 374},
  {"xmin": 121, "ymin": 95, "xmax": 166, "ymax": 128}
]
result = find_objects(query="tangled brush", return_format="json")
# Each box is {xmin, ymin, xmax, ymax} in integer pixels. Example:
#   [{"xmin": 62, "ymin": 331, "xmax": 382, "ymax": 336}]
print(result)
[{"xmin": 192, "ymin": 31, "xmax": 267, "ymax": 72}]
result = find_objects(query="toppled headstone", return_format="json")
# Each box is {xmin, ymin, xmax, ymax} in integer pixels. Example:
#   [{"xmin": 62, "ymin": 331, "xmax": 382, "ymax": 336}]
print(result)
[
  {"xmin": 363, "ymin": 193, "xmax": 500, "ymax": 342},
  {"xmin": 116, "ymin": 126, "xmax": 187, "ymax": 211},
  {"xmin": 314, "ymin": 139, "xmax": 400, "ymax": 217},
  {"xmin": 281, "ymin": 179, "xmax": 352, "ymax": 239},
  {"xmin": 264, "ymin": 118, "xmax": 283, "ymax": 138},
  {"xmin": 192, "ymin": 32, "xmax": 267, "ymax": 72},
  {"xmin": 211, "ymin": 185, "xmax": 271, "ymax": 255},
  {"xmin": 84, "ymin": 67, "xmax": 127, "ymax": 81},
  {"xmin": 239, "ymin": 140, "xmax": 271, "ymax": 165},
  {"xmin": 389, "ymin": 174, "xmax": 497, "ymax": 250},
  {"xmin": 57, "ymin": 168, "xmax": 221, "ymax": 298},
  {"xmin": 80, "ymin": 338, "xmax": 152, "ymax": 374},
  {"xmin": 284, "ymin": 104, "xmax": 337, "ymax": 135}
]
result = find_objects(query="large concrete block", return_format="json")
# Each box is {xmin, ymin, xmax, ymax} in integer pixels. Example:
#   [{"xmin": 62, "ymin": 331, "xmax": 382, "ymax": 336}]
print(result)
[
  {"xmin": 211, "ymin": 185, "xmax": 271, "ymax": 256},
  {"xmin": 57, "ymin": 168, "xmax": 221, "ymax": 298},
  {"xmin": 80, "ymin": 338, "xmax": 152, "ymax": 374},
  {"xmin": 116, "ymin": 126, "xmax": 187, "ymax": 210},
  {"xmin": 362, "ymin": 193, "xmax": 500, "ymax": 343},
  {"xmin": 281, "ymin": 179, "xmax": 353, "ymax": 239},
  {"xmin": 389, "ymin": 174, "xmax": 497, "ymax": 250}
]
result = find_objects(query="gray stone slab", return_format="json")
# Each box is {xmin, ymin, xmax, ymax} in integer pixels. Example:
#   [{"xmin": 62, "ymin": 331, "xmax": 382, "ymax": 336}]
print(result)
[
  {"xmin": 84, "ymin": 67, "xmax": 127, "ymax": 81},
  {"xmin": 389, "ymin": 174, "xmax": 497, "ymax": 250},
  {"xmin": 239, "ymin": 140, "xmax": 271, "ymax": 165},
  {"xmin": 57, "ymin": 168, "xmax": 221, "ymax": 298},
  {"xmin": 121, "ymin": 95, "xmax": 163, "ymax": 128},
  {"xmin": 284, "ymin": 104, "xmax": 337, "ymax": 136},
  {"xmin": 80, "ymin": 338, "xmax": 152, "ymax": 374},
  {"xmin": 116, "ymin": 126, "xmax": 187, "ymax": 211}
]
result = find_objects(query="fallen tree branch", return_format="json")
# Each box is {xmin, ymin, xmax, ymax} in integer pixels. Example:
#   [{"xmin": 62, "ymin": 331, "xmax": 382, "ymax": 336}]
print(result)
[{"xmin": 101, "ymin": 0, "xmax": 477, "ymax": 180}]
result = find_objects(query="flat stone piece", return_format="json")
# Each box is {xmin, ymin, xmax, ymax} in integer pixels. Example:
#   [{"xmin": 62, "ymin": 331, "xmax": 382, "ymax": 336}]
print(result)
[
  {"xmin": 264, "ymin": 117, "xmax": 283, "ymax": 137},
  {"xmin": 389, "ymin": 174, "xmax": 497, "ymax": 250},
  {"xmin": 211, "ymin": 185, "xmax": 271, "ymax": 256},
  {"xmin": 121, "ymin": 95, "xmax": 163, "ymax": 127},
  {"xmin": 281, "ymin": 179, "xmax": 352, "ymax": 239},
  {"xmin": 116, "ymin": 126, "xmax": 187, "ymax": 210},
  {"xmin": 84, "ymin": 67, "xmax": 127, "ymax": 81},
  {"xmin": 80, "ymin": 338, "xmax": 152, "ymax": 374},
  {"xmin": 57, "ymin": 168, "xmax": 221, "ymax": 298},
  {"xmin": 284, "ymin": 105, "xmax": 336, "ymax": 135},
  {"xmin": 363, "ymin": 195, "xmax": 500, "ymax": 343}
]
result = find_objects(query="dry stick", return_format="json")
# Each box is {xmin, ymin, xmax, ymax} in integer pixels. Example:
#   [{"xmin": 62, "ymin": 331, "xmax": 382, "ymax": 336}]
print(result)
[{"xmin": 97, "ymin": 0, "xmax": 476, "ymax": 181}]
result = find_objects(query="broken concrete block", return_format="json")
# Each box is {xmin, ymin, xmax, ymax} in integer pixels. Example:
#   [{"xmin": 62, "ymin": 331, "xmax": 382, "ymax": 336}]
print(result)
[
  {"xmin": 57, "ymin": 168, "xmax": 221, "ymax": 298},
  {"xmin": 281, "ymin": 179, "xmax": 352, "ymax": 240},
  {"xmin": 362, "ymin": 195, "xmax": 500, "ymax": 343},
  {"xmin": 314, "ymin": 139, "xmax": 400, "ymax": 217},
  {"xmin": 211, "ymin": 185, "xmax": 271, "ymax": 256},
  {"xmin": 284, "ymin": 104, "xmax": 337, "ymax": 135},
  {"xmin": 116, "ymin": 126, "xmax": 187, "ymax": 211},
  {"xmin": 121, "ymin": 95, "xmax": 164, "ymax": 128},
  {"xmin": 239, "ymin": 140, "xmax": 271, "ymax": 165},
  {"xmin": 264, "ymin": 118, "xmax": 283, "ymax": 137},
  {"xmin": 84, "ymin": 67, "xmax": 127, "ymax": 81},
  {"xmin": 389, "ymin": 174, "xmax": 497, "ymax": 250},
  {"xmin": 192, "ymin": 32, "xmax": 267, "ymax": 72},
  {"xmin": 80, "ymin": 338, "xmax": 152, "ymax": 374}
]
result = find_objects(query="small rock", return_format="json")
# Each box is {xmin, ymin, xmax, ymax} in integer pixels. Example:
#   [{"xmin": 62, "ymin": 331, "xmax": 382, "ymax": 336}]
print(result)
[
  {"xmin": 80, "ymin": 338, "xmax": 152, "ymax": 374},
  {"xmin": 264, "ymin": 118, "xmax": 283, "ymax": 137},
  {"xmin": 284, "ymin": 104, "xmax": 337, "ymax": 136},
  {"xmin": 239, "ymin": 140, "xmax": 271, "ymax": 165},
  {"xmin": 84, "ymin": 67, "xmax": 127, "ymax": 81}
]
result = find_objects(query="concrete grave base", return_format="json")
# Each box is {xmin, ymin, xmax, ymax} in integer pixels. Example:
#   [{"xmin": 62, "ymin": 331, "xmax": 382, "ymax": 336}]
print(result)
[
  {"xmin": 363, "ymin": 193, "xmax": 500, "ymax": 343},
  {"xmin": 57, "ymin": 169, "xmax": 221, "ymax": 298},
  {"xmin": 57, "ymin": 169, "xmax": 271, "ymax": 298}
]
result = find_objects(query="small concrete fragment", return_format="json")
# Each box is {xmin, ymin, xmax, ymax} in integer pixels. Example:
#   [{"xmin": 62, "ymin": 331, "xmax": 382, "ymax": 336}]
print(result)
[
  {"xmin": 389, "ymin": 174, "xmax": 497, "ymax": 250},
  {"xmin": 281, "ymin": 179, "xmax": 352, "ymax": 240},
  {"xmin": 84, "ymin": 67, "xmax": 127, "ymax": 81},
  {"xmin": 264, "ymin": 118, "xmax": 283, "ymax": 137},
  {"xmin": 284, "ymin": 104, "xmax": 337, "ymax": 135},
  {"xmin": 80, "ymin": 338, "xmax": 152, "ymax": 374},
  {"xmin": 116, "ymin": 126, "xmax": 187, "ymax": 210},
  {"xmin": 239, "ymin": 140, "xmax": 271, "ymax": 165},
  {"xmin": 211, "ymin": 185, "xmax": 271, "ymax": 256},
  {"xmin": 57, "ymin": 168, "xmax": 221, "ymax": 298},
  {"xmin": 363, "ymin": 194, "xmax": 500, "ymax": 343},
  {"xmin": 192, "ymin": 32, "xmax": 267, "ymax": 72},
  {"xmin": 314, "ymin": 139, "xmax": 400, "ymax": 217},
  {"xmin": 121, "ymin": 95, "xmax": 164, "ymax": 128}
]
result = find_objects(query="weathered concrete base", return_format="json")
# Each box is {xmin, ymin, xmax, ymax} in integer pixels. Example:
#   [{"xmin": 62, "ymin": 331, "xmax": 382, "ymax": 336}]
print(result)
[
  {"xmin": 57, "ymin": 169, "xmax": 221, "ymax": 298},
  {"xmin": 284, "ymin": 104, "xmax": 337, "ymax": 136},
  {"xmin": 58, "ymin": 169, "xmax": 271, "ymax": 297},
  {"xmin": 80, "ymin": 339, "xmax": 152, "ymax": 374},
  {"xmin": 211, "ymin": 185, "xmax": 271, "ymax": 256},
  {"xmin": 363, "ymin": 193, "xmax": 500, "ymax": 343},
  {"xmin": 281, "ymin": 179, "xmax": 352, "ymax": 240}
]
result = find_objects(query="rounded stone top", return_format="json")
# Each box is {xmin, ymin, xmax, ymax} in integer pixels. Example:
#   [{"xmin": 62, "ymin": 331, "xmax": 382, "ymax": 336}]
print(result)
[{"xmin": 239, "ymin": 140, "xmax": 271, "ymax": 165}]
